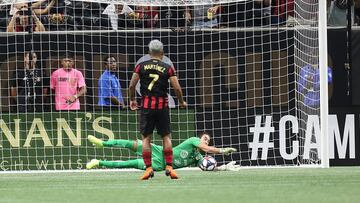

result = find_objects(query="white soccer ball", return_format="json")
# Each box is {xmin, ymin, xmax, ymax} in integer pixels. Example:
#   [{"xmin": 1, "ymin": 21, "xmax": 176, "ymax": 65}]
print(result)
[{"xmin": 199, "ymin": 156, "xmax": 217, "ymax": 171}]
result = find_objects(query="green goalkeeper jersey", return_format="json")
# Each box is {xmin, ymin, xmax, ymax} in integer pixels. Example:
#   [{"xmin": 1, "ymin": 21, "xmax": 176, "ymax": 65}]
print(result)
[
  {"xmin": 172, "ymin": 137, "xmax": 204, "ymax": 169},
  {"xmin": 135, "ymin": 137, "xmax": 204, "ymax": 170}
]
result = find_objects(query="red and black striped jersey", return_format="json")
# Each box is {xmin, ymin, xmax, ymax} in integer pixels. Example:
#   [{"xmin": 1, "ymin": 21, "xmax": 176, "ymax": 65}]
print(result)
[{"xmin": 134, "ymin": 58, "xmax": 176, "ymax": 109}]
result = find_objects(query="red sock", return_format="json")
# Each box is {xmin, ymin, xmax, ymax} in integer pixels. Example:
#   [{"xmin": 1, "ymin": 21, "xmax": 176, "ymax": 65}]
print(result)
[
  {"xmin": 142, "ymin": 151, "xmax": 152, "ymax": 168},
  {"xmin": 163, "ymin": 148, "xmax": 173, "ymax": 166}
]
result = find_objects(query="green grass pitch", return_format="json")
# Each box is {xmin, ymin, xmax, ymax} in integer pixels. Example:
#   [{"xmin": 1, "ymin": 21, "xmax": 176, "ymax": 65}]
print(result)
[{"xmin": 0, "ymin": 167, "xmax": 359, "ymax": 203}]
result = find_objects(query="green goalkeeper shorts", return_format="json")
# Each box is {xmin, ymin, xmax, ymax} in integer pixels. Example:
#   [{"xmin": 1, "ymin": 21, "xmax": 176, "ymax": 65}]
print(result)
[{"xmin": 135, "ymin": 140, "xmax": 166, "ymax": 171}]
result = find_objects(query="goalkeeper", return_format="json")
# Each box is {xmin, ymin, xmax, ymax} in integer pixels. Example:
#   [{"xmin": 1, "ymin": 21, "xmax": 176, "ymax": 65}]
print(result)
[{"xmin": 86, "ymin": 132, "xmax": 239, "ymax": 172}]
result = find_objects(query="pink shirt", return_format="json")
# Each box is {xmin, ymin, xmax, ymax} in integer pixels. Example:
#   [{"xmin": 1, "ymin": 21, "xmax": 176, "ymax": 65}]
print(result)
[{"xmin": 50, "ymin": 68, "xmax": 86, "ymax": 110}]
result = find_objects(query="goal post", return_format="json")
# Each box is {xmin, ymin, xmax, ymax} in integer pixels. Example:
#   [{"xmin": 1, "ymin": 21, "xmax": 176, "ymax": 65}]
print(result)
[
  {"xmin": 0, "ymin": 0, "xmax": 329, "ymax": 171},
  {"xmin": 318, "ymin": 0, "xmax": 329, "ymax": 168}
]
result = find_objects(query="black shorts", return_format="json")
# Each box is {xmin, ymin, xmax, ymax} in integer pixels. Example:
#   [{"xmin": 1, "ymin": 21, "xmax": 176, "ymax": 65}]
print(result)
[{"xmin": 139, "ymin": 108, "xmax": 171, "ymax": 137}]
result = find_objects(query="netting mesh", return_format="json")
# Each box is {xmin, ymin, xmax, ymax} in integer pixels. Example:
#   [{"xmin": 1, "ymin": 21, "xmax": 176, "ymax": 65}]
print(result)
[{"xmin": 0, "ymin": 0, "xmax": 327, "ymax": 171}]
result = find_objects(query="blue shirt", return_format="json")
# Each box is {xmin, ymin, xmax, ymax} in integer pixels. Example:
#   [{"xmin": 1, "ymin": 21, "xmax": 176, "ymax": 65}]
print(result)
[
  {"xmin": 98, "ymin": 70, "xmax": 124, "ymax": 106},
  {"xmin": 298, "ymin": 66, "xmax": 333, "ymax": 107}
]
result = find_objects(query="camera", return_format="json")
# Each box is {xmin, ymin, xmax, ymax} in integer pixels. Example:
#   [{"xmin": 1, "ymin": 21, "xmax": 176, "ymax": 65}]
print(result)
[{"xmin": 18, "ymin": 10, "xmax": 30, "ymax": 16}]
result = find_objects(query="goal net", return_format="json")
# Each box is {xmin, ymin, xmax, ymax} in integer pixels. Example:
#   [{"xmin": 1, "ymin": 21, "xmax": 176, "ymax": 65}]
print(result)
[{"xmin": 0, "ymin": 0, "xmax": 328, "ymax": 171}]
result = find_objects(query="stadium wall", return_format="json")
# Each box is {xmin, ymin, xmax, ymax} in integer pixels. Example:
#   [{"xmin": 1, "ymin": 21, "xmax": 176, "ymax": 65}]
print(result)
[{"xmin": 0, "ymin": 110, "xmax": 194, "ymax": 170}]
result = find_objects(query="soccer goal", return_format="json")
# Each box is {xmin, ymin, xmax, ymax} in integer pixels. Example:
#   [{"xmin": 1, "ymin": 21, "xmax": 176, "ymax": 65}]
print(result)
[{"xmin": 0, "ymin": 0, "xmax": 328, "ymax": 171}]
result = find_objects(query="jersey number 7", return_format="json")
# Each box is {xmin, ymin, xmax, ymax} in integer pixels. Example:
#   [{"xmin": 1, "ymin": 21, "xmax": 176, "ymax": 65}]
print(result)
[{"xmin": 148, "ymin": 74, "xmax": 159, "ymax": 91}]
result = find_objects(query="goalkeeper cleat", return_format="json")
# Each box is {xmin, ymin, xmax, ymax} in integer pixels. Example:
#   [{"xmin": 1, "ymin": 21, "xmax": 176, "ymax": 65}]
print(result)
[
  {"xmin": 88, "ymin": 135, "xmax": 104, "ymax": 148},
  {"xmin": 86, "ymin": 159, "xmax": 100, "ymax": 169},
  {"xmin": 140, "ymin": 167, "xmax": 154, "ymax": 180},
  {"xmin": 165, "ymin": 165, "xmax": 179, "ymax": 179}
]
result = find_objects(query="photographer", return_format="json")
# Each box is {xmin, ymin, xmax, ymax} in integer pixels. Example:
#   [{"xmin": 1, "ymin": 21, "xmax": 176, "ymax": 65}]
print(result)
[
  {"xmin": 6, "ymin": 3, "xmax": 45, "ymax": 32},
  {"xmin": 10, "ymin": 52, "xmax": 49, "ymax": 112}
]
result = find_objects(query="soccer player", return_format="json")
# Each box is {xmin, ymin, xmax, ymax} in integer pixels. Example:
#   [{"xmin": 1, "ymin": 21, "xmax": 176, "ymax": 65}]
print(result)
[
  {"xmin": 134, "ymin": 48, "xmax": 176, "ymax": 107},
  {"xmin": 129, "ymin": 39, "xmax": 187, "ymax": 180},
  {"xmin": 98, "ymin": 56, "xmax": 125, "ymax": 109},
  {"xmin": 50, "ymin": 53, "xmax": 86, "ymax": 110},
  {"xmin": 86, "ymin": 132, "xmax": 238, "ymax": 171},
  {"xmin": 135, "ymin": 52, "xmax": 173, "ymax": 66}
]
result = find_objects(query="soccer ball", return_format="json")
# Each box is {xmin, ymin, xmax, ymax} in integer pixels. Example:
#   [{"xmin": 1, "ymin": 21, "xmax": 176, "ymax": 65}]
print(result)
[{"xmin": 199, "ymin": 156, "xmax": 217, "ymax": 171}]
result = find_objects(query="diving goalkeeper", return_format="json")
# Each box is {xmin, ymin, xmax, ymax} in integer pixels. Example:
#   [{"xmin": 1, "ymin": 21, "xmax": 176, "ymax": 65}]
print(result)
[{"xmin": 86, "ymin": 132, "xmax": 239, "ymax": 171}]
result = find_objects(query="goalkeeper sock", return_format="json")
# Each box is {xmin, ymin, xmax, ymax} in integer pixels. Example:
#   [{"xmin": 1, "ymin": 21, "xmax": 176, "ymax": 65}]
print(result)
[
  {"xmin": 142, "ymin": 151, "xmax": 152, "ymax": 168},
  {"xmin": 163, "ymin": 148, "xmax": 173, "ymax": 166},
  {"xmin": 103, "ymin": 139, "xmax": 134, "ymax": 149},
  {"xmin": 99, "ymin": 160, "xmax": 141, "ymax": 169}
]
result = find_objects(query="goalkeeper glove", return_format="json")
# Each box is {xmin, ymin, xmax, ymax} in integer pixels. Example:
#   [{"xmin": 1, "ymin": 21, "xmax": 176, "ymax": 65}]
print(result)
[
  {"xmin": 217, "ymin": 161, "xmax": 240, "ymax": 171},
  {"xmin": 219, "ymin": 147, "xmax": 237, "ymax": 155}
]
